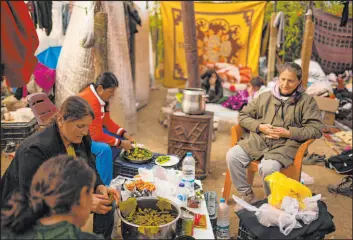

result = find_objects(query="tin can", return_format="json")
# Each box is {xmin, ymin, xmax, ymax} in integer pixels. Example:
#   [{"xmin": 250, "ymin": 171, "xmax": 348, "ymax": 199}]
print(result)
[{"xmin": 178, "ymin": 211, "xmax": 194, "ymax": 237}]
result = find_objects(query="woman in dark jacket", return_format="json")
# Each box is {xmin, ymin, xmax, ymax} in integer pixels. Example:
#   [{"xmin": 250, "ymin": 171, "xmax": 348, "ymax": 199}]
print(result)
[
  {"xmin": 2, "ymin": 155, "xmax": 103, "ymax": 239},
  {"xmin": 0, "ymin": 96, "xmax": 118, "ymax": 239}
]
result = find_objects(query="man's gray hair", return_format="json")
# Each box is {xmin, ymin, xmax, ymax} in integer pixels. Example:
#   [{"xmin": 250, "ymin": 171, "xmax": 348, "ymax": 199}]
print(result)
[{"xmin": 276, "ymin": 62, "xmax": 302, "ymax": 80}]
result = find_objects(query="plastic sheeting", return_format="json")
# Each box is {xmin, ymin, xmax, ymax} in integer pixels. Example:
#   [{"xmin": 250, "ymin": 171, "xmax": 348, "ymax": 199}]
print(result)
[
  {"xmin": 55, "ymin": 2, "xmax": 95, "ymax": 107},
  {"xmin": 36, "ymin": 46, "xmax": 62, "ymax": 69},
  {"xmin": 102, "ymin": 1, "xmax": 137, "ymax": 134},
  {"xmin": 134, "ymin": 5, "xmax": 150, "ymax": 110}
]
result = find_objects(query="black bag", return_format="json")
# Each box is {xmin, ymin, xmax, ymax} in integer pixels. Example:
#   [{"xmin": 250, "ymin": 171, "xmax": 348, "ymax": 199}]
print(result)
[{"xmin": 326, "ymin": 149, "xmax": 353, "ymax": 174}]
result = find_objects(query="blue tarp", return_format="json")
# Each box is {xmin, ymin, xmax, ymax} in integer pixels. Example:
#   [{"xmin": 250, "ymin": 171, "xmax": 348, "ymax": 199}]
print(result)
[{"xmin": 36, "ymin": 46, "xmax": 62, "ymax": 70}]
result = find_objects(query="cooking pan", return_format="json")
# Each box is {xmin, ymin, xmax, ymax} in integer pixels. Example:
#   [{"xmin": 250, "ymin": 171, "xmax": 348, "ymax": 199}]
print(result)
[{"xmin": 123, "ymin": 147, "xmax": 154, "ymax": 164}]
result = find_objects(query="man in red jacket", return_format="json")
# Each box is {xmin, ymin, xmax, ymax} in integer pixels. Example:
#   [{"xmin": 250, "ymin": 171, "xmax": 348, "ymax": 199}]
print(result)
[{"xmin": 79, "ymin": 72, "xmax": 134, "ymax": 185}]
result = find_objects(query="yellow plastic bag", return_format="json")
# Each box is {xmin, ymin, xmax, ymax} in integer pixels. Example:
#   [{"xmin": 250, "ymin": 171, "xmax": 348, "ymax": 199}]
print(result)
[{"xmin": 265, "ymin": 172, "xmax": 312, "ymax": 209}]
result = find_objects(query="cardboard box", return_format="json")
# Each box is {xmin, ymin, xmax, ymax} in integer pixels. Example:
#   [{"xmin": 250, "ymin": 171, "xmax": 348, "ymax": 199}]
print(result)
[{"xmin": 314, "ymin": 96, "xmax": 340, "ymax": 125}]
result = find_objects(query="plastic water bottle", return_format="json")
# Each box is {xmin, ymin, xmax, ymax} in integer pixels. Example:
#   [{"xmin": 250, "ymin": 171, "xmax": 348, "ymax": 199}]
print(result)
[
  {"xmin": 182, "ymin": 152, "xmax": 196, "ymax": 194},
  {"xmin": 216, "ymin": 198, "xmax": 230, "ymax": 239},
  {"xmin": 176, "ymin": 182, "xmax": 188, "ymax": 207}
]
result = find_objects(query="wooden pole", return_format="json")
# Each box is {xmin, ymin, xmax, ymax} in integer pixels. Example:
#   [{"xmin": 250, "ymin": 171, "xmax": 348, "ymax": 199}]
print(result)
[
  {"xmin": 300, "ymin": 8, "xmax": 315, "ymax": 89},
  {"xmin": 181, "ymin": 1, "xmax": 200, "ymax": 88},
  {"xmin": 266, "ymin": 13, "xmax": 278, "ymax": 85},
  {"xmin": 93, "ymin": 1, "xmax": 108, "ymax": 81}
]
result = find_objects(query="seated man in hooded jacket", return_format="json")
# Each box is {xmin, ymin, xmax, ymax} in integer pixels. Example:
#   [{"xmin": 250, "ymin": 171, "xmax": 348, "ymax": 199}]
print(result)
[{"xmin": 226, "ymin": 62, "xmax": 324, "ymax": 212}]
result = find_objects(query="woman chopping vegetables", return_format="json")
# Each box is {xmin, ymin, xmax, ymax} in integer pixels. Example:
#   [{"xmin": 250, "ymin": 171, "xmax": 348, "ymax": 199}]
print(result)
[
  {"xmin": 0, "ymin": 96, "xmax": 119, "ymax": 239},
  {"xmin": 79, "ymin": 72, "xmax": 135, "ymax": 186}
]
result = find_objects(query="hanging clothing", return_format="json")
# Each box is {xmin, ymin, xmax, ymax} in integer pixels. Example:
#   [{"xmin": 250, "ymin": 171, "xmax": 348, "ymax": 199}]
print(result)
[
  {"xmin": 274, "ymin": 11, "xmax": 285, "ymax": 48},
  {"xmin": 1, "ymin": 1, "xmax": 39, "ymax": 88},
  {"xmin": 62, "ymin": 2, "xmax": 70, "ymax": 35},
  {"xmin": 340, "ymin": 1, "xmax": 349, "ymax": 27},
  {"xmin": 123, "ymin": 1, "xmax": 142, "ymax": 82},
  {"xmin": 29, "ymin": 1, "xmax": 53, "ymax": 36}
]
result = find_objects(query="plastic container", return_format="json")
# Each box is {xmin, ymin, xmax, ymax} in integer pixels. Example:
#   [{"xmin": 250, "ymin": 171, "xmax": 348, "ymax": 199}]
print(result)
[
  {"xmin": 300, "ymin": 172, "xmax": 314, "ymax": 185},
  {"xmin": 216, "ymin": 198, "xmax": 230, "ymax": 239},
  {"xmin": 182, "ymin": 152, "xmax": 196, "ymax": 194},
  {"xmin": 177, "ymin": 182, "xmax": 189, "ymax": 207}
]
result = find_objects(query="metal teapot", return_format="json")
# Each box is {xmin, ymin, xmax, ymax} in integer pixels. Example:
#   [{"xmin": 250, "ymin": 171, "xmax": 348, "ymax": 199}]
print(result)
[{"xmin": 181, "ymin": 88, "xmax": 207, "ymax": 115}]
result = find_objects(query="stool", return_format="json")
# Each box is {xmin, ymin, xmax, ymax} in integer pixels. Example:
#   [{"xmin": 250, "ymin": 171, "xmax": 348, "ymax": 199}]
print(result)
[{"xmin": 27, "ymin": 93, "xmax": 58, "ymax": 126}]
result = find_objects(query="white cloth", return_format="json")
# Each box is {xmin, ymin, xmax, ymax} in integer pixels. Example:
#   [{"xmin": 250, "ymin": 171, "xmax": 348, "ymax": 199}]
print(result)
[{"xmin": 274, "ymin": 12, "xmax": 285, "ymax": 48}]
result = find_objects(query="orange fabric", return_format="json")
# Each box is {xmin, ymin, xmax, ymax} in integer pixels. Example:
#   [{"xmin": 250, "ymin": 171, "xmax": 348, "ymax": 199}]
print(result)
[
  {"xmin": 79, "ymin": 86, "xmax": 124, "ymax": 146},
  {"xmin": 1, "ymin": 1, "xmax": 39, "ymax": 88}
]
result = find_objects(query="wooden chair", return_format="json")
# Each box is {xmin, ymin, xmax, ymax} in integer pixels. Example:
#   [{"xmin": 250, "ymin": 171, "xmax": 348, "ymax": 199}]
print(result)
[
  {"xmin": 27, "ymin": 93, "xmax": 58, "ymax": 126},
  {"xmin": 222, "ymin": 124, "xmax": 314, "ymax": 200}
]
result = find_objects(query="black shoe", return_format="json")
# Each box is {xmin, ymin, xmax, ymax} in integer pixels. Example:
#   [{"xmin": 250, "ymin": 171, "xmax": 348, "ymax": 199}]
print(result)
[
  {"xmin": 328, "ymin": 176, "xmax": 353, "ymax": 198},
  {"xmin": 3, "ymin": 141, "xmax": 16, "ymax": 153}
]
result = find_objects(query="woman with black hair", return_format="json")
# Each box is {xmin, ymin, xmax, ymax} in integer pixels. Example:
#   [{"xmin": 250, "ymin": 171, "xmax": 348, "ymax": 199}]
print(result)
[
  {"xmin": 79, "ymin": 72, "xmax": 135, "ymax": 186},
  {"xmin": 201, "ymin": 69, "xmax": 224, "ymax": 103},
  {"xmin": 2, "ymin": 155, "xmax": 103, "ymax": 239},
  {"xmin": 0, "ymin": 96, "xmax": 119, "ymax": 239}
]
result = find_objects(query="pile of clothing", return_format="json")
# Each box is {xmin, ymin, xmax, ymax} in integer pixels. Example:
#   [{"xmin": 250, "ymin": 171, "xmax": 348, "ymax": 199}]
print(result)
[
  {"xmin": 334, "ymin": 87, "xmax": 352, "ymax": 129},
  {"xmin": 204, "ymin": 62, "xmax": 252, "ymax": 84},
  {"xmin": 27, "ymin": 1, "xmax": 53, "ymax": 36},
  {"xmin": 325, "ymin": 149, "xmax": 353, "ymax": 174}
]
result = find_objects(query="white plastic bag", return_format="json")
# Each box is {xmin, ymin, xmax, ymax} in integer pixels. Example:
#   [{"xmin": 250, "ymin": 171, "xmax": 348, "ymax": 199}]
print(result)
[
  {"xmin": 295, "ymin": 195, "xmax": 320, "ymax": 225},
  {"xmin": 109, "ymin": 175, "xmax": 130, "ymax": 191},
  {"xmin": 281, "ymin": 196, "xmax": 299, "ymax": 215},
  {"xmin": 79, "ymin": 4, "xmax": 95, "ymax": 48},
  {"xmin": 256, "ymin": 204, "xmax": 302, "ymax": 236},
  {"xmin": 300, "ymin": 172, "xmax": 314, "ymax": 185},
  {"xmin": 233, "ymin": 195, "xmax": 302, "ymax": 236},
  {"xmin": 306, "ymin": 81, "xmax": 333, "ymax": 96}
]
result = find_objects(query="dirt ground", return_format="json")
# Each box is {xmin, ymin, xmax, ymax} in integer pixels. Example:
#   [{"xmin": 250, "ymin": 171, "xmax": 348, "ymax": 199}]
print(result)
[{"xmin": 1, "ymin": 86, "xmax": 352, "ymax": 239}]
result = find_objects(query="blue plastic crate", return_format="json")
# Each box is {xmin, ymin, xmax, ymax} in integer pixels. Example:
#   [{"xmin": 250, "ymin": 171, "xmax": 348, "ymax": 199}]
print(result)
[{"xmin": 113, "ymin": 152, "xmax": 179, "ymax": 178}]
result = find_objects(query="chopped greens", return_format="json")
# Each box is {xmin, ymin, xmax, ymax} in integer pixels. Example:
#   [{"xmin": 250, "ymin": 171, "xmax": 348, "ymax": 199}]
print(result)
[{"xmin": 156, "ymin": 156, "xmax": 171, "ymax": 164}]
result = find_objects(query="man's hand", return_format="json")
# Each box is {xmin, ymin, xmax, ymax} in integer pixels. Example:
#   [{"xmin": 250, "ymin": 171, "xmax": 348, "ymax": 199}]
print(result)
[
  {"xmin": 265, "ymin": 127, "xmax": 291, "ymax": 139},
  {"xmin": 258, "ymin": 124, "xmax": 274, "ymax": 134},
  {"xmin": 123, "ymin": 132, "xmax": 135, "ymax": 143},
  {"xmin": 268, "ymin": 127, "xmax": 291, "ymax": 139},
  {"xmin": 120, "ymin": 140, "xmax": 133, "ymax": 151},
  {"xmin": 91, "ymin": 194, "xmax": 112, "ymax": 214}
]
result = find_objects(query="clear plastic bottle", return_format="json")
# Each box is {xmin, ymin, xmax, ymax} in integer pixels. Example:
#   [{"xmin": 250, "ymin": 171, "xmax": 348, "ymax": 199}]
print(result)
[
  {"xmin": 216, "ymin": 198, "xmax": 230, "ymax": 239},
  {"xmin": 176, "ymin": 182, "xmax": 188, "ymax": 207},
  {"xmin": 182, "ymin": 152, "xmax": 196, "ymax": 194}
]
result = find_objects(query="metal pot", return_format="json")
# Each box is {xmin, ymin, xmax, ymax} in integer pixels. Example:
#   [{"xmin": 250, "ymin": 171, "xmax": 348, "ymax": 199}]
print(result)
[
  {"xmin": 182, "ymin": 88, "xmax": 207, "ymax": 115},
  {"xmin": 119, "ymin": 197, "xmax": 181, "ymax": 239}
]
